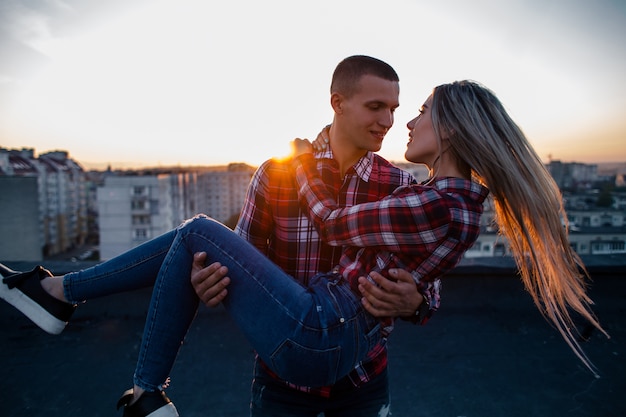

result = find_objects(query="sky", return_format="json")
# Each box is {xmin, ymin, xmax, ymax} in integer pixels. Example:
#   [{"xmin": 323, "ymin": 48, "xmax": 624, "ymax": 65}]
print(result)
[{"xmin": 0, "ymin": 0, "xmax": 625, "ymax": 170}]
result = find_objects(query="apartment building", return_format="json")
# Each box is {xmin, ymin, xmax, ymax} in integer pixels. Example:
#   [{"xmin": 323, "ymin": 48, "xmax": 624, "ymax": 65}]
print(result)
[
  {"xmin": 0, "ymin": 148, "xmax": 87, "ymax": 261},
  {"xmin": 547, "ymin": 160, "xmax": 598, "ymax": 189},
  {"xmin": 97, "ymin": 164, "xmax": 255, "ymax": 260},
  {"xmin": 39, "ymin": 151, "xmax": 88, "ymax": 254},
  {"xmin": 464, "ymin": 199, "xmax": 626, "ymax": 258}
]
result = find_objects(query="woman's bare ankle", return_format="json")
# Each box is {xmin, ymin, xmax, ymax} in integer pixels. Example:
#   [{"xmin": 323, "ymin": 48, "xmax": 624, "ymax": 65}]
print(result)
[
  {"xmin": 40, "ymin": 277, "xmax": 69, "ymax": 303},
  {"xmin": 131, "ymin": 385, "xmax": 145, "ymax": 405}
]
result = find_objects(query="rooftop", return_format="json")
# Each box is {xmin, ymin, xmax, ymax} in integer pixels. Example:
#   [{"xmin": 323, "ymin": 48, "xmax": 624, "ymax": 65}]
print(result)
[{"xmin": 1, "ymin": 257, "xmax": 624, "ymax": 417}]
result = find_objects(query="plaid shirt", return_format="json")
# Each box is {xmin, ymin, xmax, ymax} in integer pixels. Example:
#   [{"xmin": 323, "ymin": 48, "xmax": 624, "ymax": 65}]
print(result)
[
  {"xmin": 235, "ymin": 149, "xmax": 414, "ymax": 396},
  {"xmin": 294, "ymin": 153, "xmax": 489, "ymax": 324}
]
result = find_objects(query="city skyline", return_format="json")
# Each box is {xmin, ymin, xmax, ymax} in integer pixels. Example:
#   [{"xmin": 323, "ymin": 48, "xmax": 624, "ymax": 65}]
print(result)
[
  {"xmin": 5, "ymin": 146, "xmax": 625, "ymax": 176},
  {"xmin": 1, "ymin": 0, "xmax": 625, "ymax": 169}
]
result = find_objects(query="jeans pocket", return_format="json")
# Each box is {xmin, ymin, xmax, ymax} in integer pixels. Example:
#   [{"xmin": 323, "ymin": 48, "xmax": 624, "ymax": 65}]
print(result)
[
  {"xmin": 269, "ymin": 338, "xmax": 341, "ymax": 387},
  {"xmin": 364, "ymin": 321, "xmax": 382, "ymax": 350}
]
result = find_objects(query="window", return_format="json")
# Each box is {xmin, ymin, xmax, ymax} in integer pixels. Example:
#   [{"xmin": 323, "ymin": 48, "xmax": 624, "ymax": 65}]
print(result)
[
  {"xmin": 131, "ymin": 200, "xmax": 148, "ymax": 210},
  {"xmin": 133, "ymin": 229, "xmax": 149, "ymax": 240},
  {"xmin": 494, "ymin": 243, "xmax": 506, "ymax": 256},
  {"xmin": 590, "ymin": 240, "xmax": 626, "ymax": 254},
  {"xmin": 132, "ymin": 215, "xmax": 151, "ymax": 225},
  {"xmin": 132, "ymin": 186, "xmax": 147, "ymax": 196}
]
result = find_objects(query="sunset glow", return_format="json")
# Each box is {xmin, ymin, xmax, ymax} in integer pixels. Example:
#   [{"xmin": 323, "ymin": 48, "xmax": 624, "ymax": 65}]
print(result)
[{"xmin": 1, "ymin": 0, "xmax": 624, "ymax": 169}]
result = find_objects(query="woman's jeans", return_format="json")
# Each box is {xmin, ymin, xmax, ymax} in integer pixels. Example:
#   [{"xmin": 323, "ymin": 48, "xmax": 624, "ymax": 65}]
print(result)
[{"xmin": 63, "ymin": 215, "xmax": 382, "ymax": 390}]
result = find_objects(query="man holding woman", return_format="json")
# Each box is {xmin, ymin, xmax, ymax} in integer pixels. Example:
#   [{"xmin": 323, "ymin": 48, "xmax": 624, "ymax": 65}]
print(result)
[
  {"xmin": 1, "ymin": 66, "xmax": 606, "ymax": 417},
  {"xmin": 195, "ymin": 54, "xmax": 426, "ymax": 417}
]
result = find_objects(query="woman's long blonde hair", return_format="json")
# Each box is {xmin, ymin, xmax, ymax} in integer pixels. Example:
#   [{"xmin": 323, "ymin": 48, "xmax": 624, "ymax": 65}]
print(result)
[{"xmin": 431, "ymin": 80, "xmax": 608, "ymax": 375}]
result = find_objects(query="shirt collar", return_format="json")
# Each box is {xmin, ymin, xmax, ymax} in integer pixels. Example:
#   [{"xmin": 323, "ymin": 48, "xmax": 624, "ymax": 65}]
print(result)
[{"xmin": 314, "ymin": 149, "xmax": 374, "ymax": 182}]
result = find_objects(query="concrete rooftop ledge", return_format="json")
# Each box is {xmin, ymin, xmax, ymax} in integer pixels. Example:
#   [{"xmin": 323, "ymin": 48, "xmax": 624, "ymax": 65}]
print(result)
[{"xmin": 3, "ymin": 254, "xmax": 626, "ymax": 277}]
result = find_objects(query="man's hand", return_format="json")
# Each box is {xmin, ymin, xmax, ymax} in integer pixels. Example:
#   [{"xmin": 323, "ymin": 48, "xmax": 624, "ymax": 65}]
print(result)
[
  {"xmin": 191, "ymin": 252, "xmax": 231, "ymax": 307},
  {"xmin": 357, "ymin": 269, "xmax": 423, "ymax": 318}
]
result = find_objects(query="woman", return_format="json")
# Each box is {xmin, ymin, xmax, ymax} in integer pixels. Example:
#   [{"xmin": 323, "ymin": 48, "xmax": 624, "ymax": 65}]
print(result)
[{"xmin": 1, "ymin": 80, "xmax": 606, "ymax": 417}]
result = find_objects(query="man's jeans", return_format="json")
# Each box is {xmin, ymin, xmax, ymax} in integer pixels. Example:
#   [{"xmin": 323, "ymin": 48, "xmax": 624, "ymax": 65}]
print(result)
[
  {"xmin": 63, "ymin": 215, "xmax": 382, "ymax": 390},
  {"xmin": 251, "ymin": 360, "xmax": 390, "ymax": 417}
]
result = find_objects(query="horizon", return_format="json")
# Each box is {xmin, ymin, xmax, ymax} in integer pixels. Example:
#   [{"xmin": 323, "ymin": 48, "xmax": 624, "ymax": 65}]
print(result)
[
  {"xmin": 5, "ymin": 144, "xmax": 626, "ymax": 173},
  {"xmin": 56, "ymin": 152, "xmax": 626, "ymax": 172},
  {"xmin": 5, "ymin": 144, "xmax": 626, "ymax": 172},
  {"xmin": 79, "ymin": 157, "xmax": 626, "ymax": 172}
]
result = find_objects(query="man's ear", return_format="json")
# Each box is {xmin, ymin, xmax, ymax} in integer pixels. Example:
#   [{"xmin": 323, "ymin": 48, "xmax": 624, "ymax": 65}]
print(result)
[{"xmin": 330, "ymin": 92, "xmax": 344, "ymax": 114}]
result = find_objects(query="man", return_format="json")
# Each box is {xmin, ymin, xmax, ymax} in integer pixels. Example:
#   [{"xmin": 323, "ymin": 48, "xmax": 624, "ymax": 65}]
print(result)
[{"xmin": 193, "ymin": 55, "xmax": 427, "ymax": 417}]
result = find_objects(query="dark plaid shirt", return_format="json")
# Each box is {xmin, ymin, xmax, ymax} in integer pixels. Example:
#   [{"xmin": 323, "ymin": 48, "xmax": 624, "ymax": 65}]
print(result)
[
  {"xmin": 235, "ymin": 149, "xmax": 414, "ymax": 396},
  {"xmin": 294, "ymin": 153, "xmax": 489, "ymax": 331}
]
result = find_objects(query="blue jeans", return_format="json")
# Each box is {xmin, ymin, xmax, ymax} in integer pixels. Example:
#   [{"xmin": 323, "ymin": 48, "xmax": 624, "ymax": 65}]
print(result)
[
  {"xmin": 251, "ymin": 360, "xmax": 390, "ymax": 417},
  {"xmin": 63, "ymin": 215, "xmax": 382, "ymax": 391}
]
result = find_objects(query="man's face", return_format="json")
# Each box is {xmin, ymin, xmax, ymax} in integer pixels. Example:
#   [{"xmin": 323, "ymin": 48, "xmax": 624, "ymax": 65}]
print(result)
[{"xmin": 336, "ymin": 74, "xmax": 400, "ymax": 153}]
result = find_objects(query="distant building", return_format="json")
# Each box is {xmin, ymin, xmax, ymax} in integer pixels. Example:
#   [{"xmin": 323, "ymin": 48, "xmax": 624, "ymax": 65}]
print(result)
[
  {"xmin": 38, "ymin": 151, "xmax": 88, "ymax": 255},
  {"xmin": 0, "ymin": 176, "xmax": 41, "ymax": 261},
  {"xmin": 466, "ymin": 225, "xmax": 626, "ymax": 257},
  {"xmin": 0, "ymin": 148, "xmax": 87, "ymax": 260},
  {"xmin": 392, "ymin": 161, "xmax": 430, "ymax": 183},
  {"xmin": 97, "ymin": 164, "xmax": 255, "ymax": 260},
  {"xmin": 3, "ymin": 149, "xmax": 624, "ymax": 262},
  {"xmin": 98, "ymin": 175, "xmax": 165, "ymax": 260},
  {"xmin": 568, "ymin": 228, "xmax": 626, "ymax": 255},
  {"xmin": 547, "ymin": 160, "xmax": 598, "ymax": 190},
  {"xmin": 466, "ymin": 198, "xmax": 626, "ymax": 258},
  {"xmin": 567, "ymin": 209, "xmax": 626, "ymax": 228}
]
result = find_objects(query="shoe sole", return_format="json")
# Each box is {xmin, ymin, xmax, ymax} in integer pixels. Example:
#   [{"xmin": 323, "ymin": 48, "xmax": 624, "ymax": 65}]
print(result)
[{"xmin": 0, "ymin": 280, "xmax": 66, "ymax": 335}]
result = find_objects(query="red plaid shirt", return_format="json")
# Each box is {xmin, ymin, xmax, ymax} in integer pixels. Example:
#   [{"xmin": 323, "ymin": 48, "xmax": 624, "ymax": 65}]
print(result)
[
  {"xmin": 294, "ymin": 153, "xmax": 489, "ymax": 326},
  {"xmin": 235, "ymin": 149, "xmax": 414, "ymax": 396}
]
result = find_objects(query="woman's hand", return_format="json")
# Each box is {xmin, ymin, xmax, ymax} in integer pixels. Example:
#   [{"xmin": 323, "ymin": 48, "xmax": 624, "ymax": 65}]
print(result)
[
  {"xmin": 291, "ymin": 138, "xmax": 313, "ymax": 157},
  {"xmin": 311, "ymin": 124, "xmax": 331, "ymax": 151}
]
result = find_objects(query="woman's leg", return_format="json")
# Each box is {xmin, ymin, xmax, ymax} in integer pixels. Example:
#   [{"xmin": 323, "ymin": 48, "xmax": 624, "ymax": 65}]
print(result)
[
  {"xmin": 131, "ymin": 224, "xmax": 202, "ymax": 391},
  {"xmin": 134, "ymin": 214, "xmax": 379, "ymax": 389},
  {"xmin": 63, "ymin": 230, "xmax": 177, "ymax": 302},
  {"xmin": 0, "ymin": 230, "xmax": 177, "ymax": 335}
]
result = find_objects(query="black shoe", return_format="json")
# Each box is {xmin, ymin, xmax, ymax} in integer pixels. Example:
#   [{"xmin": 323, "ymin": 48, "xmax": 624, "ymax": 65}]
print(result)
[
  {"xmin": 0, "ymin": 263, "xmax": 76, "ymax": 335},
  {"xmin": 117, "ymin": 388, "xmax": 179, "ymax": 417}
]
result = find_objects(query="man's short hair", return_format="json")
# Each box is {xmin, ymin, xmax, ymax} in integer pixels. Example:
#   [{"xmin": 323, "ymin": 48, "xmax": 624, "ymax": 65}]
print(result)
[{"xmin": 330, "ymin": 55, "xmax": 399, "ymax": 97}]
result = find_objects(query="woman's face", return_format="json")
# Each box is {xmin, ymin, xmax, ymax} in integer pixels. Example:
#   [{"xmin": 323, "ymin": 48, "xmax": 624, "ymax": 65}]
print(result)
[{"xmin": 405, "ymin": 94, "xmax": 439, "ymax": 166}]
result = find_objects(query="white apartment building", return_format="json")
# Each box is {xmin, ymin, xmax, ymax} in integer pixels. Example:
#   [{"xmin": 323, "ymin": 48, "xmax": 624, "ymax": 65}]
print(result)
[
  {"xmin": 98, "ymin": 164, "xmax": 255, "ymax": 260},
  {"xmin": 98, "ymin": 176, "xmax": 168, "ymax": 260},
  {"xmin": 197, "ymin": 163, "xmax": 253, "ymax": 225},
  {"xmin": 38, "ymin": 151, "xmax": 88, "ymax": 254}
]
